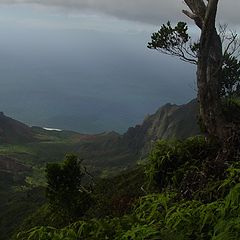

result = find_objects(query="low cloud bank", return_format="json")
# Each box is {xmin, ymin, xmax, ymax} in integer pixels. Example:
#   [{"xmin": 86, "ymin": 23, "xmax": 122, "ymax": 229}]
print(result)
[{"xmin": 1, "ymin": 0, "xmax": 239, "ymax": 26}]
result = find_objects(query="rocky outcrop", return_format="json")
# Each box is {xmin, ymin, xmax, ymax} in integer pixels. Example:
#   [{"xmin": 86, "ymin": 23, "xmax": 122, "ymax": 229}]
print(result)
[{"xmin": 123, "ymin": 99, "xmax": 201, "ymax": 156}]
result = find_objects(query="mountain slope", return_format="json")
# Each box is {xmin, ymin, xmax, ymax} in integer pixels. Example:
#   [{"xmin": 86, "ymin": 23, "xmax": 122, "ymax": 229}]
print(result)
[
  {"xmin": 123, "ymin": 99, "xmax": 200, "ymax": 155},
  {"xmin": 0, "ymin": 100, "xmax": 200, "ymax": 169},
  {"xmin": 0, "ymin": 112, "xmax": 34, "ymax": 144}
]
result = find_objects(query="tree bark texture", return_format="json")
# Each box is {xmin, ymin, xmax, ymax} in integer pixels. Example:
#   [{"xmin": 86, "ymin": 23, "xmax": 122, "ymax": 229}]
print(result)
[
  {"xmin": 183, "ymin": 0, "xmax": 238, "ymax": 142},
  {"xmin": 183, "ymin": 0, "xmax": 240, "ymax": 163}
]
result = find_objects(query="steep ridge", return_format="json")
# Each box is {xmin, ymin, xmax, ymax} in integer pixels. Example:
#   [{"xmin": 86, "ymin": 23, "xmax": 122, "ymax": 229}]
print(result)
[
  {"xmin": 0, "ymin": 112, "xmax": 34, "ymax": 144},
  {"xmin": 123, "ymin": 99, "xmax": 200, "ymax": 156},
  {"xmin": 0, "ymin": 100, "xmax": 200, "ymax": 167}
]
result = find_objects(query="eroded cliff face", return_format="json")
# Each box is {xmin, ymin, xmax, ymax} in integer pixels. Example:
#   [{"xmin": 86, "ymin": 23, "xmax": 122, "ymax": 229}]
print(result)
[{"xmin": 123, "ymin": 99, "xmax": 200, "ymax": 156}]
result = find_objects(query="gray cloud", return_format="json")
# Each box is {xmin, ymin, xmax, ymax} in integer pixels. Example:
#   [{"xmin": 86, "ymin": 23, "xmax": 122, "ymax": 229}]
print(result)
[{"xmin": 0, "ymin": 0, "xmax": 239, "ymax": 26}]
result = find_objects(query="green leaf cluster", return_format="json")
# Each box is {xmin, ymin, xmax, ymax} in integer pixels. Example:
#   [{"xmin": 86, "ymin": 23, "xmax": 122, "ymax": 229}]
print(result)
[
  {"xmin": 148, "ymin": 21, "xmax": 190, "ymax": 50},
  {"xmin": 221, "ymin": 53, "xmax": 240, "ymax": 97},
  {"xmin": 145, "ymin": 137, "xmax": 219, "ymax": 195},
  {"xmin": 46, "ymin": 154, "xmax": 92, "ymax": 223}
]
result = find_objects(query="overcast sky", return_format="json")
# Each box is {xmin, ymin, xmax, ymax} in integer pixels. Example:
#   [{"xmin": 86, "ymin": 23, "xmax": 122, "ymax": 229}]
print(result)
[
  {"xmin": 0, "ymin": 1, "xmax": 238, "ymax": 133},
  {"xmin": 0, "ymin": 0, "xmax": 239, "ymax": 25}
]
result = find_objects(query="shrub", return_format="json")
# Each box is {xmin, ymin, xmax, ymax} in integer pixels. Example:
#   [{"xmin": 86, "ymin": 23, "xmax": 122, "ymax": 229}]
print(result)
[
  {"xmin": 145, "ymin": 136, "xmax": 219, "ymax": 192},
  {"xmin": 46, "ymin": 154, "xmax": 92, "ymax": 223}
]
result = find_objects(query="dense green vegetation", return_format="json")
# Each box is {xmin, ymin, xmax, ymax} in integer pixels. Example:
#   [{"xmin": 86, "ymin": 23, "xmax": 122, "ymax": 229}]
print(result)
[
  {"xmin": 0, "ymin": 102, "xmax": 238, "ymax": 240},
  {"xmin": 46, "ymin": 155, "xmax": 93, "ymax": 222},
  {"xmin": 0, "ymin": 127, "xmax": 138, "ymax": 239},
  {"xmin": 0, "ymin": 103, "xmax": 238, "ymax": 240},
  {"xmin": 0, "ymin": 188, "xmax": 45, "ymax": 240},
  {"xmin": 0, "ymin": 100, "xmax": 203, "ymax": 239},
  {"xmin": 14, "ymin": 136, "xmax": 240, "ymax": 240}
]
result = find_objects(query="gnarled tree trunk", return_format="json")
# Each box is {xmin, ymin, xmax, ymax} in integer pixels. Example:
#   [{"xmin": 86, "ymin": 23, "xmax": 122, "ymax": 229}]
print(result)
[{"xmin": 183, "ymin": 0, "xmax": 240, "ymax": 161}]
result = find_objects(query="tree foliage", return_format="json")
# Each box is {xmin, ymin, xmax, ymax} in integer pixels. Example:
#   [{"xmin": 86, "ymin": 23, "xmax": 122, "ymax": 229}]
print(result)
[
  {"xmin": 221, "ymin": 53, "xmax": 240, "ymax": 97},
  {"xmin": 148, "ymin": 21, "xmax": 240, "ymax": 98},
  {"xmin": 148, "ymin": 21, "xmax": 198, "ymax": 64},
  {"xmin": 46, "ymin": 154, "xmax": 92, "ymax": 222}
]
